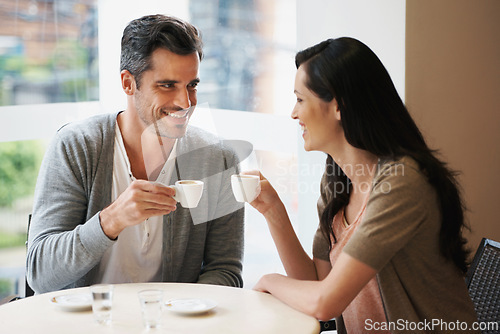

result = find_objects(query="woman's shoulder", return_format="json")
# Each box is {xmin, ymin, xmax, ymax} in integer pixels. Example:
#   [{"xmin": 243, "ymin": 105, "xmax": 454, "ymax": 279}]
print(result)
[
  {"xmin": 376, "ymin": 156, "xmax": 425, "ymax": 183},
  {"xmin": 372, "ymin": 155, "xmax": 435, "ymax": 202}
]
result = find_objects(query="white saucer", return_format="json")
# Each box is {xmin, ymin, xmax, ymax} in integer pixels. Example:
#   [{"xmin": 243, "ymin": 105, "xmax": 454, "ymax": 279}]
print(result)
[
  {"xmin": 51, "ymin": 293, "xmax": 92, "ymax": 312},
  {"xmin": 165, "ymin": 298, "xmax": 217, "ymax": 315}
]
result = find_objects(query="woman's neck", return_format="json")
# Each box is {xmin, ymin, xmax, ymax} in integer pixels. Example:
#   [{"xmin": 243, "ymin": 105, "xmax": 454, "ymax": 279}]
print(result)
[{"xmin": 330, "ymin": 145, "xmax": 379, "ymax": 193}]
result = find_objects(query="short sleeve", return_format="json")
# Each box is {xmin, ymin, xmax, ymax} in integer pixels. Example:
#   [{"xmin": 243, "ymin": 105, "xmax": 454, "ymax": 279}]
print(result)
[
  {"xmin": 344, "ymin": 158, "xmax": 438, "ymax": 271},
  {"xmin": 313, "ymin": 225, "xmax": 330, "ymax": 261}
]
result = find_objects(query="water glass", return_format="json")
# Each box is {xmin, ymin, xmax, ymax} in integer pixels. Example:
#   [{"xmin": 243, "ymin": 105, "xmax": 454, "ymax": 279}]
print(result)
[
  {"xmin": 90, "ymin": 284, "xmax": 114, "ymax": 325},
  {"xmin": 138, "ymin": 289, "xmax": 164, "ymax": 329}
]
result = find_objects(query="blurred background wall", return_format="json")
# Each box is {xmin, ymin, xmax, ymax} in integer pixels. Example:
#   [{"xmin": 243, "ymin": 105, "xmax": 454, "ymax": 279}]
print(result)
[{"xmin": 406, "ymin": 0, "xmax": 500, "ymax": 253}]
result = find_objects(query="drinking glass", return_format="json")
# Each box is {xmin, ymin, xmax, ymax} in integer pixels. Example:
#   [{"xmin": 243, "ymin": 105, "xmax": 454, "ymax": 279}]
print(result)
[
  {"xmin": 90, "ymin": 284, "xmax": 114, "ymax": 325},
  {"xmin": 138, "ymin": 289, "xmax": 164, "ymax": 329}
]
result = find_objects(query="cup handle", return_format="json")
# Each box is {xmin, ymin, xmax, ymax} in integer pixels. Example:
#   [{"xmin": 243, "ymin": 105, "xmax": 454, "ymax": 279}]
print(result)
[{"xmin": 170, "ymin": 185, "xmax": 179, "ymax": 202}]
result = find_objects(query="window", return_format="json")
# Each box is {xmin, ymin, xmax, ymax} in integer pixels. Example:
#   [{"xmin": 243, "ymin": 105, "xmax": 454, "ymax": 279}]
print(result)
[
  {"xmin": 186, "ymin": 0, "xmax": 298, "ymax": 286},
  {"xmin": 0, "ymin": 0, "xmax": 297, "ymax": 295},
  {"xmin": 0, "ymin": 0, "xmax": 98, "ymax": 106},
  {"xmin": 0, "ymin": 0, "xmax": 98, "ymax": 299}
]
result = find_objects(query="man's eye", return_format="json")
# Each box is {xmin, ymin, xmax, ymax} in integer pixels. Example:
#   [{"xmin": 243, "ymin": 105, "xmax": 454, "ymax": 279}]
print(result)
[
  {"xmin": 160, "ymin": 84, "xmax": 174, "ymax": 88},
  {"xmin": 188, "ymin": 82, "xmax": 198, "ymax": 89}
]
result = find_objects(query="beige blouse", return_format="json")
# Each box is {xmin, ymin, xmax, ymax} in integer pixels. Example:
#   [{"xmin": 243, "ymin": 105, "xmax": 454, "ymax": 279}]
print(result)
[{"xmin": 313, "ymin": 157, "xmax": 479, "ymax": 334}]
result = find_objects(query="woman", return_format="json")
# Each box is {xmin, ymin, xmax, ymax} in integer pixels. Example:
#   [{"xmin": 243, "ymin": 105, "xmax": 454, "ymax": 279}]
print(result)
[{"xmin": 250, "ymin": 38, "xmax": 478, "ymax": 333}]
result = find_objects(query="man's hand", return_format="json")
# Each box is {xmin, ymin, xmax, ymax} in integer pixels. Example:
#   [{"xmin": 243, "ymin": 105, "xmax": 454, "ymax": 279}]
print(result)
[{"xmin": 99, "ymin": 180, "xmax": 177, "ymax": 239}]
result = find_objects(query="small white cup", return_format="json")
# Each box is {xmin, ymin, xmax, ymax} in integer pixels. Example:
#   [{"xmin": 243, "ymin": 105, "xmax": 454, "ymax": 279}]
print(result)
[
  {"xmin": 171, "ymin": 180, "xmax": 204, "ymax": 208},
  {"xmin": 231, "ymin": 174, "xmax": 260, "ymax": 203},
  {"xmin": 138, "ymin": 289, "xmax": 164, "ymax": 329},
  {"xmin": 90, "ymin": 284, "xmax": 114, "ymax": 325}
]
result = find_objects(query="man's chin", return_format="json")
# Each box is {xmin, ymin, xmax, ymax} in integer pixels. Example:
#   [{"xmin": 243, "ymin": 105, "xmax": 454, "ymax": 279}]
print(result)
[
  {"xmin": 148, "ymin": 116, "xmax": 190, "ymax": 138},
  {"xmin": 161, "ymin": 124, "xmax": 188, "ymax": 139}
]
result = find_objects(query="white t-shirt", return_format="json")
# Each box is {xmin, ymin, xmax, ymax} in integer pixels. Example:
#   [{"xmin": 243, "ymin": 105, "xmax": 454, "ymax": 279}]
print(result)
[{"xmin": 95, "ymin": 123, "xmax": 177, "ymax": 283}]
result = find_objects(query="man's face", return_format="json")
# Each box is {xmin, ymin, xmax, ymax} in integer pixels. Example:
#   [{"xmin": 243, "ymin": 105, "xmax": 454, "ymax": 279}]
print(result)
[{"xmin": 133, "ymin": 48, "xmax": 200, "ymax": 139}]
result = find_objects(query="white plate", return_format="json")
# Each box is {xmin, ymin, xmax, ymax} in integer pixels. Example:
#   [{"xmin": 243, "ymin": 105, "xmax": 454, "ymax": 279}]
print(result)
[
  {"xmin": 51, "ymin": 293, "xmax": 92, "ymax": 312},
  {"xmin": 165, "ymin": 298, "xmax": 217, "ymax": 315}
]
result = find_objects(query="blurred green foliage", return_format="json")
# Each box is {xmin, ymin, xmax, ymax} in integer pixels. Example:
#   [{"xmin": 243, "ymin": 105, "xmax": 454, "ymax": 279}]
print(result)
[
  {"xmin": 0, "ymin": 229, "xmax": 25, "ymax": 249},
  {"xmin": 0, "ymin": 141, "xmax": 43, "ymax": 207},
  {"xmin": 0, "ymin": 278, "xmax": 14, "ymax": 299}
]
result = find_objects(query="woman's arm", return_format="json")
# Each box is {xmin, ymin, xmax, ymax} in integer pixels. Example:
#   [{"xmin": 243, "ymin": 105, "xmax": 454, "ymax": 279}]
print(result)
[
  {"xmin": 314, "ymin": 257, "xmax": 332, "ymax": 280},
  {"xmin": 248, "ymin": 172, "xmax": 376, "ymax": 320},
  {"xmin": 249, "ymin": 173, "xmax": 319, "ymax": 280},
  {"xmin": 254, "ymin": 251, "xmax": 377, "ymax": 321}
]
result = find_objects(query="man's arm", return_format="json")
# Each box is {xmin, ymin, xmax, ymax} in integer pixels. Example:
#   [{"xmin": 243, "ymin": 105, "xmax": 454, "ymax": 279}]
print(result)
[
  {"xmin": 197, "ymin": 207, "xmax": 244, "ymax": 287},
  {"xmin": 26, "ymin": 130, "xmax": 115, "ymax": 293},
  {"xmin": 196, "ymin": 147, "xmax": 244, "ymax": 287},
  {"xmin": 27, "ymin": 127, "xmax": 178, "ymax": 293}
]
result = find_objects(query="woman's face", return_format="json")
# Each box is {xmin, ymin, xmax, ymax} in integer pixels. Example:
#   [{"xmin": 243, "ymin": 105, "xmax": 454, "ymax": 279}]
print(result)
[{"xmin": 291, "ymin": 65, "xmax": 342, "ymax": 153}]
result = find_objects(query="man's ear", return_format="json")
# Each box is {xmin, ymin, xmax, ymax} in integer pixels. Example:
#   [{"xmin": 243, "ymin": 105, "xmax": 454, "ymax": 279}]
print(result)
[{"xmin": 121, "ymin": 70, "xmax": 136, "ymax": 95}]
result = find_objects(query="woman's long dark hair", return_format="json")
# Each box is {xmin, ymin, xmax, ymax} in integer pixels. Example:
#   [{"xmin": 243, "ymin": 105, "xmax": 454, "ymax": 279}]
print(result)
[{"xmin": 296, "ymin": 38, "xmax": 470, "ymax": 274}]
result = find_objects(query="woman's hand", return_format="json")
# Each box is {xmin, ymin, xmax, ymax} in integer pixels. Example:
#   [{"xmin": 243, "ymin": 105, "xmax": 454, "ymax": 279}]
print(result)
[
  {"xmin": 253, "ymin": 273, "xmax": 284, "ymax": 294},
  {"xmin": 241, "ymin": 171, "xmax": 285, "ymax": 218},
  {"xmin": 253, "ymin": 275, "xmax": 270, "ymax": 293}
]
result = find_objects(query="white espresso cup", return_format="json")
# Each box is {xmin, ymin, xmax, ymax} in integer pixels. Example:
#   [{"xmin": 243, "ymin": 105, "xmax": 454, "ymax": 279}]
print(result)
[
  {"xmin": 231, "ymin": 174, "xmax": 260, "ymax": 203},
  {"xmin": 172, "ymin": 180, "xmax": 204, "ymax": 208}
]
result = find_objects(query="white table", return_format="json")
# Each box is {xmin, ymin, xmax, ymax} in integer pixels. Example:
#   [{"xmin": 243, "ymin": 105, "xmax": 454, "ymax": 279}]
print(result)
[{"xmin": 0, "ymin": 283, "xmax": 320, "ymax": 333}]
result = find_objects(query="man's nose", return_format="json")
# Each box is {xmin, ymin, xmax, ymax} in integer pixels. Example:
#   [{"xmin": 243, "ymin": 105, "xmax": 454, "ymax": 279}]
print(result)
[{"xmin": 174, "ymin": 88, "xmax": 191, "ymax": 110}]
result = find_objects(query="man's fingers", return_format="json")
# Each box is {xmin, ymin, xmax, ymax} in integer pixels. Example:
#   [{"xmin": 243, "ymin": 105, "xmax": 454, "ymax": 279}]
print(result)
[
  {"xmin": 134, "ymin": 180, "xmax": 176, "ymax": 196},
  {"xmin": 129, "ymin": 180, "xmax": 177, "ymax": 206}
]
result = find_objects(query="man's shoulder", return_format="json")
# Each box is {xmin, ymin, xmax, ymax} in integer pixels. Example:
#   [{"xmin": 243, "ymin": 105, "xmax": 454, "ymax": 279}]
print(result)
[{"xmin": 56, "ymin": 112, "xmax": 117, "ymax": 141}]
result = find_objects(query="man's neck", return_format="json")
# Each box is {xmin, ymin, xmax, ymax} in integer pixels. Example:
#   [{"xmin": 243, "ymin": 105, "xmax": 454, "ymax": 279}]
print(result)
[
  {"xmin": 142, "ymin": 133, "xmax": 176, "ymax": 181},
  {"xmin": 117, "ymin": 110, "xmax": 175, "ymax": 181}
]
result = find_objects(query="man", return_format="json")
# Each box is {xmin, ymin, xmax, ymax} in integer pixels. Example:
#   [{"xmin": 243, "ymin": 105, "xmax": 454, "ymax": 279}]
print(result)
[{"xmin": 27, "ymin": 15, "xmax": 244, "ymax": 293}]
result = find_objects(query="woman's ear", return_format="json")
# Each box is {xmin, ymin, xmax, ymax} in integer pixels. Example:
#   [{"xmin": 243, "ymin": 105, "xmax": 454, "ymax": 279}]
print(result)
[
  {"xmin": 331, "ymin": 98, "xmax": 341, "ymax": 121},
  {"xmin": 121, "ymin": 70, "xmax": 136, "ymax": 96}
]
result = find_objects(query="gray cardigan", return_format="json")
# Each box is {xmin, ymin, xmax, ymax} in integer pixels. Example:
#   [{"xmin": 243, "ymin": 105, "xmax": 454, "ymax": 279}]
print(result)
[{"xmin": 27, "ymin": 112, "xmax": 244, "ymax": 293}]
